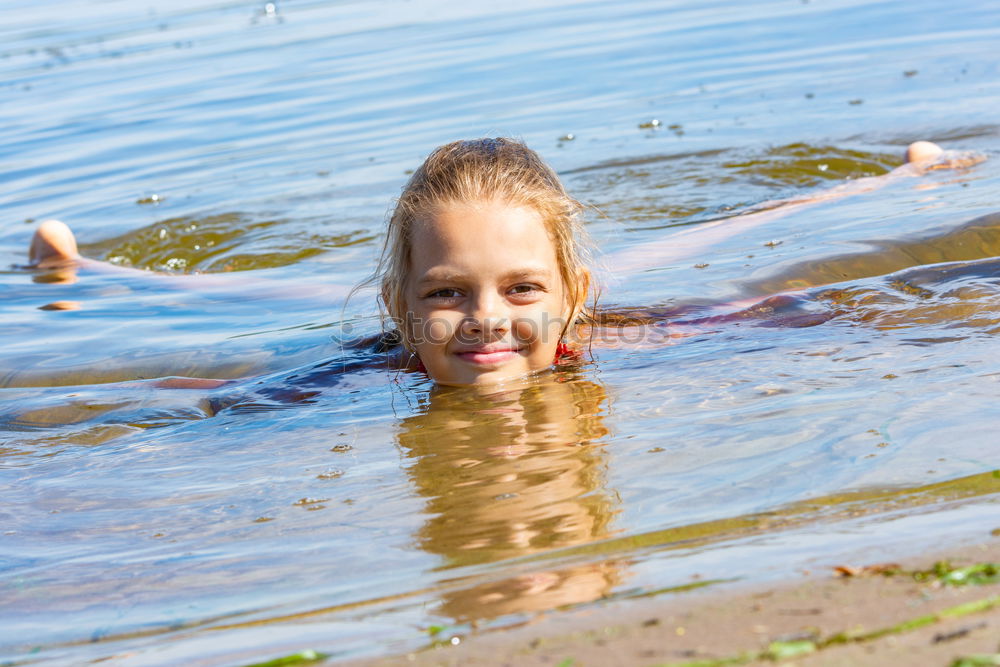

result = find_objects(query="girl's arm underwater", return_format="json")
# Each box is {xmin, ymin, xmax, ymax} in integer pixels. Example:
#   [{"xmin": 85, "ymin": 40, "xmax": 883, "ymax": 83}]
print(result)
[
  {"xmin": 24, "ymin": 220, "xmax": 373, "ymax": 390},
  {"xmin": 604, "ymin": 141, "xmax": 984, "ymax": 278},
  {"xmin": 590, "ymin": 141, "xmax": 989, "ymax": 343},
  {"xmin": 25, "ymin": 218, "xmax": 355, "ymax": 305}
]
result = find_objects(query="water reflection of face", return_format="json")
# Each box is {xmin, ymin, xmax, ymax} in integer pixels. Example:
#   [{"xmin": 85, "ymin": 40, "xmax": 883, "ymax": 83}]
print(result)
[{"xmin": 397, "ymin": 373, "xmax": 621, "ymax": 623}]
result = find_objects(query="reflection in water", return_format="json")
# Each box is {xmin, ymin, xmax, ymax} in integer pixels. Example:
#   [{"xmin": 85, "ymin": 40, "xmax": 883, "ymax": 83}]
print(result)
[
  {"xmin": 3, "ymin": 0, "xmax": 1000, "ymax": 660},
  {"xmin": 568, "ymin": 144, "xmax": 901, "ymax": 231},
  {"xmin": 753, "ymin": 212, "xmax": 1000, "ymax": 294},
  {"xmin": 80, "ymin": 212, "xmax": 373, "ymax": 274},
  {"xmin": 789, "ymin": 213, "xmax": 1000, "ymax": 335},
  {"xmin": 651, "ymin": 212, "xmax": 1000, "ymax": 338},
  {"xmin": 818, "ymin": 256, "xmax": 1000, "ymax": 334},
  {"xmin": 759, "ymin": 212, "xmax": 1000, "ymax": 334},
  {"xmin": 397, "ymin": 374, "xmax": 622, "ymax": 623}
]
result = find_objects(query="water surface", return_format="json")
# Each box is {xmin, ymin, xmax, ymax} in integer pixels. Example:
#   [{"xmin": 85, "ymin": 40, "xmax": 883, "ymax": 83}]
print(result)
[{"xmin": 2, "ymin": 0, "xmax": 999, "ymax": 663}]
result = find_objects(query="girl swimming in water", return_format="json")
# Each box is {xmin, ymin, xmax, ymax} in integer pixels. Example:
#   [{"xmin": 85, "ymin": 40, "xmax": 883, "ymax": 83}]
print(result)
[
  {"xmin": 368, "ymin": 137, "xmax": 593, "ymax": 385},
  {"xmin": 25, "ymin": 138, "xmax": 975, "ymax": 387}
]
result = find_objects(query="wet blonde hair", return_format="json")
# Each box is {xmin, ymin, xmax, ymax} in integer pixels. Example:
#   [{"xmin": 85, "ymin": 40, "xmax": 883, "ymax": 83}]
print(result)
[{"xmin": 375, "ymin": 137, "xmax": 594, "ymax": 352}]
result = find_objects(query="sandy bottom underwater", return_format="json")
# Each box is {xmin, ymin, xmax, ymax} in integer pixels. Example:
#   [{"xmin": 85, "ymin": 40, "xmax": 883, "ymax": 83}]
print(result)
[{"xmin": 349, "ymin": 536, "xmax": 1000, "ymax": 667}]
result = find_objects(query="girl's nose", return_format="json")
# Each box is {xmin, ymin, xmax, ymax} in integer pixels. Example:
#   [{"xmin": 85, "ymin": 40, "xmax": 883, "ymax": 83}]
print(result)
[
  {"xmin": 461, "ymin": 296, "xmax": 510, "ymax": 337},
  {"xmin": 460, "ymin": 315, "xmax": 509, "ymax": 337}
]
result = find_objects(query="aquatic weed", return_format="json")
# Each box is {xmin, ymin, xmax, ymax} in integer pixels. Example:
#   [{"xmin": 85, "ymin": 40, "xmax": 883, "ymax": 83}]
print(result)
[
  {"xmin": 914, "ymin": 561, "xmax": 1000, "ymax": 586},
  {"xmin": 951, "ymin": 655, "xmax": 1000, "ymax": 667},
  {"xmin": 764, "ymin": 639, "xmax": 816, "ymax": 659},
  {"xmin": 240, "ymin": 649, "xmax": 327, "ymax": 667}
]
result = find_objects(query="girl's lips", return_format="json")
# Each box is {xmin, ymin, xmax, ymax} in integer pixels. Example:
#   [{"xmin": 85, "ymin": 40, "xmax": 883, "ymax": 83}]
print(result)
[{"xmin": 454, "ymin": 346, "xmax": 521, "ymax": 366}]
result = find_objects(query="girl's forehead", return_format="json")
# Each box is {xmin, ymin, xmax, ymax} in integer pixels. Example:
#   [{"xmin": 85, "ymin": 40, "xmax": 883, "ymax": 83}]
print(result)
[
  {"xmin": 408, "ymin": 200, "xmax": 560, "ymax": 270},
  {"xmin": 414, "ymin": 199, "xmax": 549, "ymax": 242}
]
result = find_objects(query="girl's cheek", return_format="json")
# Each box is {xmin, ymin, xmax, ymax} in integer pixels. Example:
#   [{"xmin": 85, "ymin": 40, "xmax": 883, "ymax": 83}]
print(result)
[
  {"xmin": 425, "ymin": 317, "xmax": 452, "ymax": 347},
  {"xmin": 515, "ymin": 318, "xmax": 563, "ymax": 356},
  {"xmin": 513, "ymin": 318, "xmax": 539, "ymax": 343}
]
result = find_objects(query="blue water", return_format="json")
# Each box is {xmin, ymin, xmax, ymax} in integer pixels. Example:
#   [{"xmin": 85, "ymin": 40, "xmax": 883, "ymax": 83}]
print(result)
[{"xmin": 2, "ymin": 0, "xmax": 999, "ymax": 664}]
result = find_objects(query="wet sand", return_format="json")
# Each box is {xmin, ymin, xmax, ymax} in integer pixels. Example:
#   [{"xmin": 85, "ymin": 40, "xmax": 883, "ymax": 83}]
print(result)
[{"xmin": 353, "ymin": 539, "xmax": 1000, "ymax": 667}]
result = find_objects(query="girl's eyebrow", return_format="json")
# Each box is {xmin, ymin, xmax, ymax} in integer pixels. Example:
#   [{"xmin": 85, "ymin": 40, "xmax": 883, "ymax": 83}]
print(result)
[
  {"xmin": 416, "ymin": 267, "xmax": 553, "ymax": 285},
  {"xmin": 416, "ymin": 270, "xmax": 464, "ymax": 286},
  {"xmin": 503, "ymin": 267, "xmax": 553, "ymax": 281}
]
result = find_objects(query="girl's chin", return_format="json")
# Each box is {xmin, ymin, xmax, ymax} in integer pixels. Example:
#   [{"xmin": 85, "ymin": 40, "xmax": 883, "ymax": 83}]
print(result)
[{"xmin": 431, "ymin": 365, "xmax": 552, "ymax": 389}]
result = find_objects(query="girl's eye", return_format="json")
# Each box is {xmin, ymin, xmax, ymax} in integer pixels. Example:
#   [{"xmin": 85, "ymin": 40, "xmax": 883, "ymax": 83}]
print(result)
[
  {"xmin": 426, "ymin": 288, "xmax": 462, "ymax": 299},
  {"xmin": 509, "ymin": 284, "xmax": 543, "ymax": 296}
]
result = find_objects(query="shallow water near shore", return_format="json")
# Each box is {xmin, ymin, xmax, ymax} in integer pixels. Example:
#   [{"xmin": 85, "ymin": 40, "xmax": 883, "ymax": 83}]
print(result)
[{"xmin": 2, "ymin": 0, "xmax": 999, "ymax": 664}]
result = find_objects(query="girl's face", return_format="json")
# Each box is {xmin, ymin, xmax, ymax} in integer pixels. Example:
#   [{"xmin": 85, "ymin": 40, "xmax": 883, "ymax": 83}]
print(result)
[{"xmin": 404, "ymin": 199, "xmax": 572, "ymax": 386}]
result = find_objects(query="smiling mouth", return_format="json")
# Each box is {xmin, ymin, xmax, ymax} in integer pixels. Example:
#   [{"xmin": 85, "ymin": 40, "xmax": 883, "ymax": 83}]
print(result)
[{"xmin": 454, "ymin": 346, "xmax": 522, "ymax": 367}]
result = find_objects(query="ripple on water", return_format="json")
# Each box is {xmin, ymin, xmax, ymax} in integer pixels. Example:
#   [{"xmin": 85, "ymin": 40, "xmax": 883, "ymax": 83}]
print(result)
[{"xmin": 2, "ymin": 0, "xmax": 1000, "ymax": 663}]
